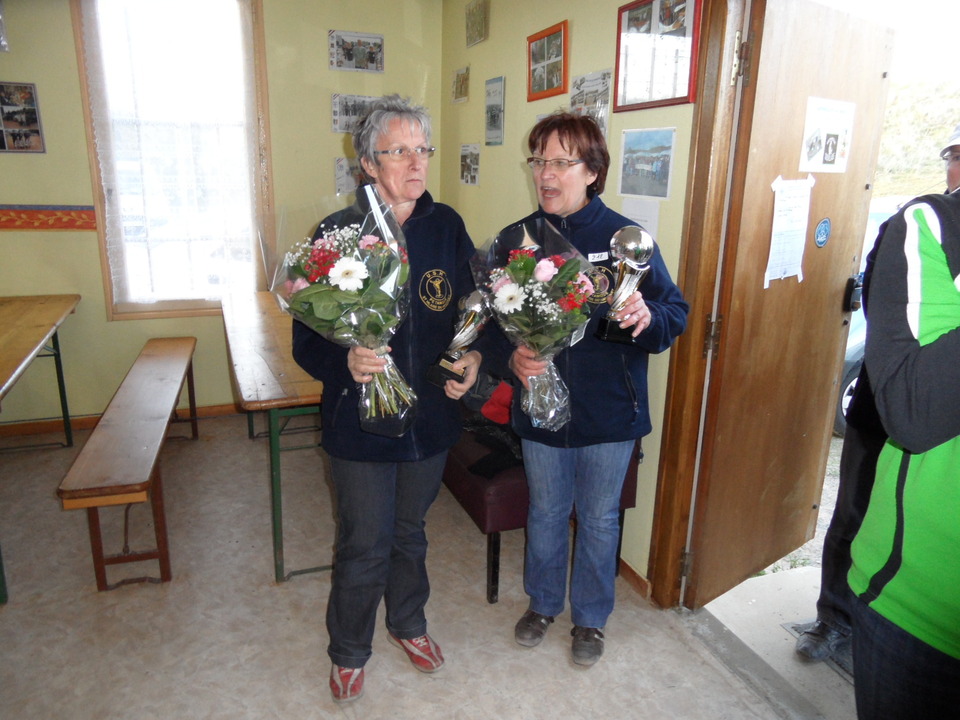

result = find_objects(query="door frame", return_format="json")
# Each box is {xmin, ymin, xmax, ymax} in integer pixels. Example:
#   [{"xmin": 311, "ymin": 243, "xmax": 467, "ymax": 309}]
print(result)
[{"xmin": 649, "ymin": 0, "xmax": 750, "ymax": 609}]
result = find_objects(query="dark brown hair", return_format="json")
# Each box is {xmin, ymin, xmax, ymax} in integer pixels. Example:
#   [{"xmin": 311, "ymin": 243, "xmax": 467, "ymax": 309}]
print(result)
[{"xmin": 527, "ymin": 112, "xmax": 609, "ymax": 196}]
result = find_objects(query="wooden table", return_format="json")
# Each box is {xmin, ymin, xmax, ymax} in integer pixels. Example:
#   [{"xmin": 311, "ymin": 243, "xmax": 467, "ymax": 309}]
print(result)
[
  {"xmin": 220, "ymin": 291, "xmax": 326, "ymax": 583},
  {"xmin": 0, "ymin": 293, "xmax": 81, "ymax": 604}
]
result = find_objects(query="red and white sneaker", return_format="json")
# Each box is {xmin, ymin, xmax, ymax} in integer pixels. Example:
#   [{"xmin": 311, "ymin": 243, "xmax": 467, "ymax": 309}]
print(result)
[
  {"xmin": 329, "ymin": 664, "xmax": 364, "ymax": 702},
  {"xmin": 388, "ymin": 633, "xmax": 445, "ymax": 673}
]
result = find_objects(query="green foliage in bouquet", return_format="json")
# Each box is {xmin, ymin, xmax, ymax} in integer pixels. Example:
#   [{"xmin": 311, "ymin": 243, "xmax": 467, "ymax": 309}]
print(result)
[
  {"xmin": 280, "ymin": 224, "xmax": 410, "ymax": 351},
  {"xmin": 487, "ymin": 246, "xmax": 594, "ymax": 358}
]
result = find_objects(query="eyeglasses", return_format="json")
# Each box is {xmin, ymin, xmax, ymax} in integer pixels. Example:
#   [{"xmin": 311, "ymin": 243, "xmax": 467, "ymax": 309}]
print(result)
[
  {"xmin": 373, "ymin": 146, "xmax": 436, "ymax": 161},
  {"xmin": 527, "ymin": 157, "xmax": 585, "ymax": 172}
]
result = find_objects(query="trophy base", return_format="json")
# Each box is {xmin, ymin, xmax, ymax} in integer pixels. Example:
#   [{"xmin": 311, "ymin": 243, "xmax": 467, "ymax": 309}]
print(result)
[
  {"xmin": 426, "ymin": 353, "xmax": 466, "ymax": 388},
  {"xmin": 595, "ymin": 317, "xmax": 636, "ymax": 345}
]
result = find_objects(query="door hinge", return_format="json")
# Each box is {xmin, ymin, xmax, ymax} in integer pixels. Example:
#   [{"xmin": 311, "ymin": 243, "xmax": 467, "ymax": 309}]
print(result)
[
  {"xmin": 730, "ymin": 32, "xmax": 751, "ymax": 86},
  {"xmin": 703, "ymin": 313, "xmax": 723, "ymax": 358},
  {"xmin": 680, "ymin": 550, "xmax": 693, "ymax": 578}
]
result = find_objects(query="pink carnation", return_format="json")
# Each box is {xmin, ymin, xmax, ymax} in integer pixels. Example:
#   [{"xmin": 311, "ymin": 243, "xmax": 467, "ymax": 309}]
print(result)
[
  {"xmin": 491, "ymin": 274, "xmax": 512, "ymax": 293},
  {"xmin": 359, "ymin": 235, "xmax": 380, "ymax": 250}
]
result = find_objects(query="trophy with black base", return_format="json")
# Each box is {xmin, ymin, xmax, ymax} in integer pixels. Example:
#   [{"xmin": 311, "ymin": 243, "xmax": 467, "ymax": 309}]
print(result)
[
  {"xmin": 427, "ymin": 290, "xmax": 490, "ymax": 388},
  {"xmin": 595, "ymin": 226, "xmax": 655, "ymax": 344}
]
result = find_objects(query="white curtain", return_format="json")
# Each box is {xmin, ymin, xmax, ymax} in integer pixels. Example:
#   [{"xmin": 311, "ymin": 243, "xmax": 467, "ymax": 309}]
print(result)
[{"xmin": 79, "ymin": 0, "xmax": 258, "ymax": 311}]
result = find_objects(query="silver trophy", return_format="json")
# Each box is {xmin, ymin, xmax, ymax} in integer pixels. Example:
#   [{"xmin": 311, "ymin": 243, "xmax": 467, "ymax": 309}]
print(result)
[
  {"xmin": 595, "ymin": 226, "xmax": 655, "ymax": 344},
  {"xmin": 427, "ymin": 290, "xmax": 491, "ymax": 387}
]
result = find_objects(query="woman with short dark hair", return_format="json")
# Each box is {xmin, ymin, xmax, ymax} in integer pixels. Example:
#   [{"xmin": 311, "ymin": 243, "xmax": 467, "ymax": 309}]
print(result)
[{"xmin": 505, "ymin": 112, "xmax": 689, "ymax": 666}]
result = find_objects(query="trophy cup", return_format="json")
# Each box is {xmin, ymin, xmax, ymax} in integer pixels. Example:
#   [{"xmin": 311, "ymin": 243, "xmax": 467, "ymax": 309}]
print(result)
[
  {"xmin": 595, "ymin": 226, "xmax": 655, "ymax": 344},
  {"xmin": 427, "ymin": 290, "xmax": 491, "ymax": 387}
]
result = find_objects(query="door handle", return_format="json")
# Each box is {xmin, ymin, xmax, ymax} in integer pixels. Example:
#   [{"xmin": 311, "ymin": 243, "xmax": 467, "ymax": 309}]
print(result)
[{"xmin": 843, "ymin": 273, "xmax": 863, "ymax": 313}]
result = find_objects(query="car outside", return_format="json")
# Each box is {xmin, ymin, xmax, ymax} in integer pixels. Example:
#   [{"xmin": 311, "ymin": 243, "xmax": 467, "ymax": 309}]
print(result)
[{"xmin": 833, "ymin": 197, "xmax": 908, "ymax": 436}]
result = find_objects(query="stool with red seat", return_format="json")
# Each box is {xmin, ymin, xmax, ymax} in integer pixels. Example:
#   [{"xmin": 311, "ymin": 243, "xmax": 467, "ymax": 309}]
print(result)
[{"xmin": 442, "ymin": 427, "xmax": 640, "ymax": 603}]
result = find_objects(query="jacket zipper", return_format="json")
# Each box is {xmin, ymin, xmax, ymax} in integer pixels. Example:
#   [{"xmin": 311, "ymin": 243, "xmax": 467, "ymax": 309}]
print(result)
[{"xmin": 621, "ymin": 353, "xmax": 640, "ymax": 420}]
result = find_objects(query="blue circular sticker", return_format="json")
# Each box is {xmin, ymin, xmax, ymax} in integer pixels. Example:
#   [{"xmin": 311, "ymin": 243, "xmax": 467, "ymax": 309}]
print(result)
[{"xmin": 815, "ymin": 218, "xmax": 831, "ymax": 247}]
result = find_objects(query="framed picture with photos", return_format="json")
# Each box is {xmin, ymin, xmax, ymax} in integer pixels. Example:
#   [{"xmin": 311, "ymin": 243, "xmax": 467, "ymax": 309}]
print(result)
[
  {"xmin": 527, "ymin": 21, "xmax": 568, "ymax": 102},
  {"xmin": 613, "ymin": 0, "xmax": 701, "ymax": 112}
]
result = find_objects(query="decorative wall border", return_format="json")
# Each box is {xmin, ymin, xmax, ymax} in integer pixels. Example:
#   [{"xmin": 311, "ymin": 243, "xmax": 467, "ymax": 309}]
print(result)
[{"xmin": 0, "ymin": 205, "xmax": 97, "ymax": 230}]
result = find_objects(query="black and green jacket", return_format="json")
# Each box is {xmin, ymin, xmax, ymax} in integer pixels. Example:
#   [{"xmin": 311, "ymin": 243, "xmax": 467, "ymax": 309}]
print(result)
[{"xmin": 849, "ymin": 189, "xmax": 960, "ymax": 659}]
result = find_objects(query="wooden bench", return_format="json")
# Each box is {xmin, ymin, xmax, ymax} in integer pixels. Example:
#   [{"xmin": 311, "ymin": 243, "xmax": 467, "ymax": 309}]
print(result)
[{"xmin": 57, "ymin": 337, "xmax": 199, "ymax": 591}]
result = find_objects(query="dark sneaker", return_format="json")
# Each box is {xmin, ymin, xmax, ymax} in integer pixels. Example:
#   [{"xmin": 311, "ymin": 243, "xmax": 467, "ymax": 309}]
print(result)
[
  {"xmin": 514, "ymin": 610, "xmax": 555, "ymax": 647},
  {"xmin": 571, "ymin": 626, "xmax": 604, "ymax": 666},
  {"xmin": 388, "ymin": 633, "xmax": 445, "ymax": 673},
  {"xmin": 329, "ymin": 664, "xmax": 364, "ymax": 702},
  {"xmin": 795, "ymin": 619, "xmax": 849, "ymax": 662}
]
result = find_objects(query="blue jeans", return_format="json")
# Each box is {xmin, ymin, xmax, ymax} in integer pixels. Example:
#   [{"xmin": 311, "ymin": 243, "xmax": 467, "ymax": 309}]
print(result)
[
  {"xmin": 326, "ymin": 452, "xmax": 447, "ymax": 669},
  {"xmin": 852, "ymin": 598, "xmax": 960, "ymax": 718},
  {"xmin": 521, "ymin": 439, "xmax": 635, "ymax": 629}
]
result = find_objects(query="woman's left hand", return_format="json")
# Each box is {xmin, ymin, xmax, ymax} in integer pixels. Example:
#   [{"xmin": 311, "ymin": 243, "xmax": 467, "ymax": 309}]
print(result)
[
  {"xmin": 612, "ymin": 291, "xmax": 652, "ymax": 338},
  {"xmin": 444, "ymin": 350, "xmax": 481, "ymax": 400}
]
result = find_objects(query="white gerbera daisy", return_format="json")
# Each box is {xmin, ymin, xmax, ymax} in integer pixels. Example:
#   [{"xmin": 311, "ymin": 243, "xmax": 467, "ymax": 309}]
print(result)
[
  {"xmin": 494, "ymin": 282, "xmax": 526, "ymax": 314},
  {"xmin": 329, "ymin": 257, "xmax": 369, "ymax": 291}
]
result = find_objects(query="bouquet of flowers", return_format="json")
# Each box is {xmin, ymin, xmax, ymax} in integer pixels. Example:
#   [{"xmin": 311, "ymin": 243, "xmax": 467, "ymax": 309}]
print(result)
[
  {"xmin": 472, "ymin": 218, "xmax": 595, "ymax": 431},
  {"xmin": 274, "ymin": 185, "xmax": 417, "ymax": 437}
]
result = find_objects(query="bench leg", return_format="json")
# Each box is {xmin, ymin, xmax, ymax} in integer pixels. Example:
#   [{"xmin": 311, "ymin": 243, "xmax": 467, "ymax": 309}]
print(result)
[
  {"xmin": 184, "ymin": 360, "xmax": 199, "ymax": 440},
  {"xmin": 150, "ymin": 468, "xmax": 172, "ymax": 583},
  {"xmin": 486, "ymin": 532, "xmax": 501, "ymax": 604},
  {"xmin": 0, "ymin": 541, "xmax": 8, "ymax": 604},
  {"xmin": 85, "ymin": 507, "xmax": 110, "ymax": 592},
  {"xmin": 82, "ymin": 468, "xmax": 171, "ymax": 591}
]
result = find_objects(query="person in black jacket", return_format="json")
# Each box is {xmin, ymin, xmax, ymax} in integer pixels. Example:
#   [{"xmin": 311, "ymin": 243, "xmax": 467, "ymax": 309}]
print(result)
[
  {"xmin": 506, "ymin": 113, "xmax": 688, "ymax": 666},
  {"xmin": 292, "ymin": 95, "xmax": 481, "ymax": 703},
  {"xmin": 795, "ymin": 122, "xmax": 960, "ymax": 668}
]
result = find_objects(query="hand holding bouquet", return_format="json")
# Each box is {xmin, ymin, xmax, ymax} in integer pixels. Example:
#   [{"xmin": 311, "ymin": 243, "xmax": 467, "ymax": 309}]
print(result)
[
  {"xmin": 472, "ymin": 218, "xmax": 595, "ymax": 431},
  {"xmin": 274, "ymin": 186, "xmax": 417, "ymax": 437}
]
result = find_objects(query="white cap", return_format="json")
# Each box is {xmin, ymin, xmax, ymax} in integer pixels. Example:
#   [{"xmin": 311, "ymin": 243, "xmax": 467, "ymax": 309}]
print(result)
[{"xmin": 940, "ymin": 122, "xmax": 960, "ymax": 159}]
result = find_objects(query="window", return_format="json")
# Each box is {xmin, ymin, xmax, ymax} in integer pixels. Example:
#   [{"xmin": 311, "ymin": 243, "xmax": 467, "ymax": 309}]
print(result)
[{"xmin": 73, "ymin": 0, "xmax": 270, "ymax": 316}]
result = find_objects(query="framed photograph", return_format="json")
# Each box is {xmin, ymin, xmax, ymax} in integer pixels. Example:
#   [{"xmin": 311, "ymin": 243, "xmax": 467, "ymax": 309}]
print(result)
[
  {"xmin": 618, "ymin": 127, "xmax": 675, "ymax": 199},
  {"xmin": 0, "ymin": 82, "xmax": 45, "ymax": 153},
  {"xmin": 485, "ymin": 76, "xmax": 504, "ymax": 146},
  {"xmin": 527, "ymin": 21, "xmax": 568, "ymax": 102},
  {"xmin": 613, "ymin": 0, "xmax": 701, "ymax": 112},
  {"xmin": 328, "ymin": 30, "xmax": 384, "ymax": 73},
  {"xmin": 466, "ymin": 0, "xmax": 489, "ymax": 47},
  {"xmin": 452, "ymin": 66, "xmax": 470, "ymax": 104}
]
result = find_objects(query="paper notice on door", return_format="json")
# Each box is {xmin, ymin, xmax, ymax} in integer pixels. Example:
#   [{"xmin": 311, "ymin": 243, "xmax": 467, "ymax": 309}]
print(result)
[
  {"xmin": 798, "ymin": 97, "xmax": 855, "ymax": 174},
  {"xmin": 764, "ymin": 175, "xmax": 815, "ymax": 288}
]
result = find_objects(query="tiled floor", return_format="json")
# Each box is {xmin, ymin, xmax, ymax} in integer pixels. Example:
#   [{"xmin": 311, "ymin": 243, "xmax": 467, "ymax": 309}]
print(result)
[{"xmin": 1, "ymin": 414, "xmax": 851, "ymax": 719}]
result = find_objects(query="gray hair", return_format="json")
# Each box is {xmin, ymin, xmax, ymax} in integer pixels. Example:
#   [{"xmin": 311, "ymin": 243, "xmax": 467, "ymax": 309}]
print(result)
[{"xmin": 353, "ymin": 94, "xmax": 432, "ymax": 182}]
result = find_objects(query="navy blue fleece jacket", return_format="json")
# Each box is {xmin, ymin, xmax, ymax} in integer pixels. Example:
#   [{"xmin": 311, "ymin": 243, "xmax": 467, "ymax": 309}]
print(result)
[
  {"xmin": 292, "ymin": 190, "xmax": 477, "ymax": 462},
  {"xmin": 504, "ymin": 195, "xmax": 689, "ymax": 447}
]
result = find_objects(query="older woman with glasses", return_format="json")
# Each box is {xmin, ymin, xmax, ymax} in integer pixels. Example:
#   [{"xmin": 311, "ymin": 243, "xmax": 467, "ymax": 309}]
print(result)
[
  {"xmin": 293, "ymin": 95, "xmax": 481, "ymax": 703},
  {"xmin": 504, "ymin": 112, "xmax": 689, "ymax": 666}
]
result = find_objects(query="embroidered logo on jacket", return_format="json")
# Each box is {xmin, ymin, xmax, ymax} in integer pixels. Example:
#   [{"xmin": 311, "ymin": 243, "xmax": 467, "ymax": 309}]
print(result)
[{"xmin": 420, "ymin": 269, "xmax": 452, "ymax": 311}]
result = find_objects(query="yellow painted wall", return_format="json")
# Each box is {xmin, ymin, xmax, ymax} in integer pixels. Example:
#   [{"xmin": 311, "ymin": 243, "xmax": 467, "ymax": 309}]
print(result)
[
  {"xmin": 0, "ymin": 0, "xmax": 445, "ymax": 424},
  {"xmin": 1, "ymin": 0, "xmax": 695, "ymax": 578}
]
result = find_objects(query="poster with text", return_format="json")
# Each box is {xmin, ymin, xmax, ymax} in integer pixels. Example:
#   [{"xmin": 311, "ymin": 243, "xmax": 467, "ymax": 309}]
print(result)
[{"xmin": 485, "ymin": 77, "xmax": 504, "ymax": 145}]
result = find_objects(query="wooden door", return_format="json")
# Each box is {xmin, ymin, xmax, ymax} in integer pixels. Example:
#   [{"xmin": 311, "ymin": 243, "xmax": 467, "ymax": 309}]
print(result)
[{"xmin": 669, "ymin": 0, "xmax": 893, "ymax": 608}]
